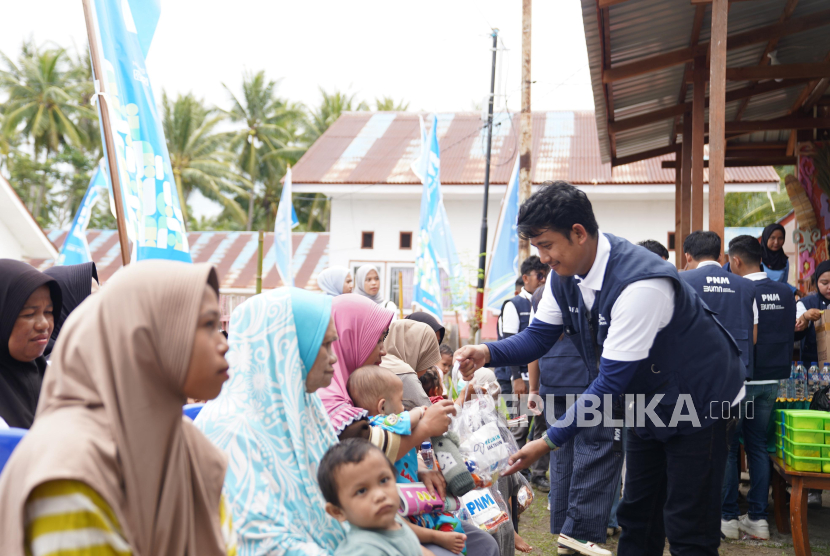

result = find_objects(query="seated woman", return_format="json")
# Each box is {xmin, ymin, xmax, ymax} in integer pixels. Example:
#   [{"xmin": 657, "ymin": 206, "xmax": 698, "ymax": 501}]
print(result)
[
  {"xmin": 0, "ymin": 259, "xmax": 62, "ymax": 429},
  {"xmin": 43, "ymin": 261, "xmax": 99, "ymax": 358},
  {"xmin": 381, "ymin": 319, "xmax": 442, "ymax": 407},
  {"xmin": 0, "ymin": 261, "xmax": 235, "ymax": 555}
]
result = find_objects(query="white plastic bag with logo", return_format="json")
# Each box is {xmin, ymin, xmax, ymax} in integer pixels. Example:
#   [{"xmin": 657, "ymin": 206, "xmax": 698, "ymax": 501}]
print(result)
[{"xmin": 458, "ymin": 486, "xmax": 511, "ymax": 534}]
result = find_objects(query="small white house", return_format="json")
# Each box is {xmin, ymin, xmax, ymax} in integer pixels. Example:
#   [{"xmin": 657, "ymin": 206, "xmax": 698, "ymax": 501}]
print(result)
[
  {"xmin": 0, "ymin": 173, "xmax": 58, "ymax": 261},
  {"xmin": 292, "ymin": 111, "xmax": 780, "ymax": 336}
]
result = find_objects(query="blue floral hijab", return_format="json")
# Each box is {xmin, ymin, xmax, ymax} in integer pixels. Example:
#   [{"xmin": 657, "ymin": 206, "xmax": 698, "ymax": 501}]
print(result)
[{"xmin": 195, "ymin": 288, "xmax": 344, "ymax": 555}]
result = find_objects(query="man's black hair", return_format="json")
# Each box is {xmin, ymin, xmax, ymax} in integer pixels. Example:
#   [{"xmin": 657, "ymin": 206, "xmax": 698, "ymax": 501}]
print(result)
[
  {"xmin": 517, "ymin": 181, "xmax": 599, "ymax": 240},
  {"xmin": 515, "ymin": 276, "xmax": 524, "ymax": 287},
  {"xmin": 728, "ymin": 235, "xmax": 762, "ymax": 267},
  {"xmin": 683, "ymin": 230, "xmax": 721, "ymax": 261},
  {"xmin": 439, "ymin": 344, "xmax": 454, "ymax": 357},
  {"xmin": 637, "ymin": 239, "xmax": 669, "ymax": 260},
  {"xmin": 317, "ymin": 438, "xmax": 394, "ymax": 507}
]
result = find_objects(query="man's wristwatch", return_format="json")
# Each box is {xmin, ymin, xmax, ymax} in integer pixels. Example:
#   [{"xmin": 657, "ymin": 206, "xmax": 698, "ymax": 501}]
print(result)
[{"xmin": 541, "ymin": 432, "xmax": 558, "ymax": 451}]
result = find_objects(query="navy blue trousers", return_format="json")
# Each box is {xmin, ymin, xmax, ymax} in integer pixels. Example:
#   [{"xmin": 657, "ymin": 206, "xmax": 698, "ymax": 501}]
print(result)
[{"xmin": 545, "ymin": 393, "xmax": 623, "ymax": 544}]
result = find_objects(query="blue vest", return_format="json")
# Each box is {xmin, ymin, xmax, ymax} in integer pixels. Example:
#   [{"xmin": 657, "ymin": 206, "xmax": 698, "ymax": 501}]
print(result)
[
  {"xmin": 496, "ymin": 294, "xmax": 532, "ymax": 381},
  {"xmin": 752, "ymin": 278, "xmax": 796, "ymax": 381},
  {"xmin": 538, "ymin": 334, "xmax": 590, "ymax": 396},
  {"xmin": 681, "ymin": 264, "xmax": 757, "ymax": 378},
  {"xmin": 551, "ymin": 234, "xmax": 745, "ymax": 441},
  {"xmin": 799, "ymin": 293, "xmax": 827, "ymax": 365},
  {"xmin": 763, "ymin": 259, "xmax": 789, "ymax": 284}
]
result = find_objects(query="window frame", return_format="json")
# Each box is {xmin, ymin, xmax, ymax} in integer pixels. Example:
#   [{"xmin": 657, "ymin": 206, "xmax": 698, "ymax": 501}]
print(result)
[{"xmin": 361, "ymin": 231, "xmax": 374, "ymax": 250}]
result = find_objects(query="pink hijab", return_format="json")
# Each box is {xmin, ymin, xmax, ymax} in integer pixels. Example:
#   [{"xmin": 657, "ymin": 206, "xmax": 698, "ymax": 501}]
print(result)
[{"xmin": 318, "ymin": 294, "xmax": 394, "ymax": 433}]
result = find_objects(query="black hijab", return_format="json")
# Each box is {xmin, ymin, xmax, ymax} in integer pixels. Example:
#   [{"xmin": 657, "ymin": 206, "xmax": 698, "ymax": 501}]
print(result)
[
  {"xmin": 43, "ymin": 262, "xmax": 98, "ymax": 357},
  {"xmin": 814, "ymin": 260, "xmax": 830, "ymax": 304},
  {"xmin": 0, "ymin": 259, "xmax": 62, "ymax": 428},
  {"xmin": 761, "ymin": 223, "xmax": 788, "ymax": 270},
  {"xmin": 405, "ymin": 311, "xmax": 445, "ymax": 344}
]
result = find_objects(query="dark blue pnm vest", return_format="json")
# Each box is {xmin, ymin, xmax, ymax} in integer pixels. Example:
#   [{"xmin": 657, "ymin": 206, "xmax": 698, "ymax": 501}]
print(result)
[
  {"xmin": 551, "ymin": 234, "xmax": 745, "ymax": 441},
  {"xmin": 538, "ymin": 334, "xmax": 590, "ymax": 396},
  {"xmin": 799, "ymin": 293, "xmax": 826, "ymax": 365},
  {"xmin": 681, "ymin": 264, "xmax": 757, "ymax": 378},
  {"xmin": 496, "ymin": 294, "xmax": 532, "ymax": 381},
  {"xmin": 752, "ymin": 278, "xmax": 796, "ymax": 381}
]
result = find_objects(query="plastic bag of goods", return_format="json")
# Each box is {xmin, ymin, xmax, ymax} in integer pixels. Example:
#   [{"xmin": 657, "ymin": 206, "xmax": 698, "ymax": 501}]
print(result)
[
  {"xmin": 458, "ymin": 486, "xmax": 511, "ymax": 534},
  {"xmin": 513, "ymin": 472, "xmax": 535, "ymax": 515}
]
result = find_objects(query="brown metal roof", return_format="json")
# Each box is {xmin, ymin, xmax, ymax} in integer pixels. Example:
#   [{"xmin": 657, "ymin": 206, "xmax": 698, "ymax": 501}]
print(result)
[
  {"xmin": 291, "ymin": 111, "xmax": 779, "ymax": 185},
  {"xmin": 30, "ymin": 230, "xmax": 330, "ymax": 292}
]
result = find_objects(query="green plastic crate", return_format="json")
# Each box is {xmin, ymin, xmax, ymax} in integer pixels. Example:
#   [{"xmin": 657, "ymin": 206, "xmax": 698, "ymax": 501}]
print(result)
[
  {"xmin": 782, "ymin": 447, "xmax": 830, "ymax": 473},
  {"xmin": 783, "ymin": 437, "xmax": 829, "ymax": 459},
  {"xmin": 781, "ymin": 422, "xmax": 830, "ymax": 444},
  {"xmin": 782, "ymin": 410, "xmax": 830, "ymax": 431}
]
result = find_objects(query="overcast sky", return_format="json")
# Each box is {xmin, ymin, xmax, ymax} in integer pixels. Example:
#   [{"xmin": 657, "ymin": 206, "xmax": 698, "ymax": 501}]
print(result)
[{"xmin": 1, "ymin": 0, "xmax": 594, "ymax": 113}]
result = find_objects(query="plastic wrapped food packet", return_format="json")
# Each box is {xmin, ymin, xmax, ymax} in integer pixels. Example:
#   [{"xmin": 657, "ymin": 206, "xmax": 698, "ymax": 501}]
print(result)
[
  {"xmin": 514, "ymin": 472, "xmax": 534, "ymax": 515},
  {"xmin": 458, "ymin": 486, "xmax": 511, "ymax": 533}
]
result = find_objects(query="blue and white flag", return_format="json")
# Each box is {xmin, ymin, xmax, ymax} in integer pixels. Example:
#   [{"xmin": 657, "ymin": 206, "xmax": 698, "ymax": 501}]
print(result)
[
  {"xmin": 273, "ymin": 167, "xmax": 294, "ymax": 286},
  {"xmin": 90, "ymin": 0, "xmax": 191, "ymax": 262},
  {"xmin": 412, "ymin": 115, "xmax": 466, "ymax": 317},
  {"xmin": 485, "ymin": 155, "xmax": 521, "ymax": 314},
  {"xmin": 57, "ymin": 160, "xmax": 108, "ymax": 266}
]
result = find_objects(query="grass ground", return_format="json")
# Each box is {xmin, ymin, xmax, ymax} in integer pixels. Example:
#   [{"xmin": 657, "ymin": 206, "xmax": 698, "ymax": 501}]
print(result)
[{"xmin": 515, "ymin": 485, "xmax": 830, "ymax": 555}]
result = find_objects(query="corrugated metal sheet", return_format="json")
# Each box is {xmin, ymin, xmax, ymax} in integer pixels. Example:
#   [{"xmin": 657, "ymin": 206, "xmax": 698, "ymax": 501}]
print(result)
[
  {"xmin": 291, "ymin": 111, "xmax": 779, "ymax": 186},
  {"xmin": 29, "ymin": 231, "xmax": 329, "ymax": 292},
  {"xmin": 581, "ymin": 0, "xmax": 830, "ymax": 164}
]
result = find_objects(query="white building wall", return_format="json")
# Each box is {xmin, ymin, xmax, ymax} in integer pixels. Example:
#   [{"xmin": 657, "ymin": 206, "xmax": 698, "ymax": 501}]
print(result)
[{"xmin": 0, "ymin": 220, "xmax": 24, "ymax": 260}]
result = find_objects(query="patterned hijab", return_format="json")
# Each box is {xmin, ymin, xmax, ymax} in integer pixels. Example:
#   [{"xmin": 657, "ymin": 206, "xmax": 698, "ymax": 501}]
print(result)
[
  {"xmin": 318, "ymin": 294, "xmax": 394, "ymax": 433},
  {"xmin": 195, "ymin": 288, "xmax": 344, "ymax": 556}
]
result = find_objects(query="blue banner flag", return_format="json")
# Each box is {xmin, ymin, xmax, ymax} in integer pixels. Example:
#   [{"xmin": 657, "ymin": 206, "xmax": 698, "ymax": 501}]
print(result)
[
  {"xmin": 273, "ymin": 167, "xmax": 294, "ymax": 286},
  {"xmin": 57, "ymin": 160, "xmax": 108, "ymax": 266},
  {"xmin": 90, "ymin": 0, "xmax": 191, "ymax": 262},
  {"xmin": 485, "ymin": 155, "xmax": 521, "ymax": 314},
  {"xmin": 412, "ymin": 115, "xmax": 467, "ymax": 318}
]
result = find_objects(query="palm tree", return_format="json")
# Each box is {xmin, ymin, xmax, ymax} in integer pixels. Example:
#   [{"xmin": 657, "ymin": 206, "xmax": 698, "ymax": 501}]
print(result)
[
  {"xmin": 222, "ymin": 71, "xmax": 304, "ymax": 230},
  {"xmin": 162, "ymin": 92, "xmax": 251, "ymax": 227},
  {"xmin": 304, "ymin": 88, "xmax": 369, "ymax": 144},
  {"xmin": 724, "ymin": 167, "xmax": 794, "ymax": 227},
  {"xmin": 0, "ymin": 42, "xmax": 97, "ymax": 218},
  {"xmin": 374, "ymin": 96, "xmax": 410, "ymax": 111}
]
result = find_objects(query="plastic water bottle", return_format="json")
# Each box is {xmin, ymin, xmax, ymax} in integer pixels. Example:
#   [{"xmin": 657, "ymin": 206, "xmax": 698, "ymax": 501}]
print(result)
[
  {"xmin": 786, "ymin": 363, "xmax": 795, "ymax": 399},
  {"xmin": 795, "ymin": 362, "xmax": 806, "ymax": 400},
  {"xmin": 420, "ymin": 441, "xmax": 434, "ymax": 470},
  {"xmin": 823, "ymin": 363, "xmax": 830, "ymax": 389},
  {"xmin": 808, "ymin": 362, "xmax": 820, "ymax": 399},
  {"xmin": 778, "ymin": 374, "xmax": 788, "ymax": 400}
]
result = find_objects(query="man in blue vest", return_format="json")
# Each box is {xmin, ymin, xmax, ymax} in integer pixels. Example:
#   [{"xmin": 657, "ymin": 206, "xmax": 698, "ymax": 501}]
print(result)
[
  {"xmin": 528, "ymin": 280, "xmax": 623, "ymax": 553},
  {"xmin": 497, "ymin": 255, "xmax": 550, "ymax": 489},
  {"xmin": 681, "ymin": 231, "xmax": 758, "ymax": 379},
  {"xmin": 456, "ymin": 182, "xmax": 744, "ymax": 556},
  {"xmin": 721, "ymin": 235, "xmax": 795, "ymax": 540}
]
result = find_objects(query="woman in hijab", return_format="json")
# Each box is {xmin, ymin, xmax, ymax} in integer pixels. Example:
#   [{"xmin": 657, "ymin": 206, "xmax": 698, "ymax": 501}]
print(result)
[
  {"xmin": 761, "ymin": 223, "xmax": 789, "ymax": 283},
  {"xmin": 43, "ymin": 261, "xmax": 99, "ymax": 358},
  {"xmin": 0, "ymin": 261, "xmax": 235, "ymax": 555},
  {"xmin": 0, "ymin": 259, "xmax": 62, "ymax": 429},
  {"xmin": 316, "ymin": 266, "xmax": 353, "ymax": 297},
  {"xmin": 406, "ymin": 311, "xmax": 445, "ymax": 344},
  {"xmin": 196, "ymin": 287, "xmax": 344, "ymax": 556},
  {"xmin": 355, "ymin": 264, "xmax": 398, "ymax": 314},
  {"xmin": 795, "ymin": 260, "xmax": 830, "ymax": 365},
  {"xmin": 381, "ymin": 319, "xmax": 442, "ymax": 407}
]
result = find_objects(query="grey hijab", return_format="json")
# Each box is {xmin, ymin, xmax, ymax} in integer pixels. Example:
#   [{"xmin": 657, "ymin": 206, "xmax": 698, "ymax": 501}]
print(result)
[
  {"xmin": 316, "ymin": 267, "xmax": 351, "ymax": 297},
  {"xmin": 355, "ymin": 264, "xmax": 386, "ymax": 305}
]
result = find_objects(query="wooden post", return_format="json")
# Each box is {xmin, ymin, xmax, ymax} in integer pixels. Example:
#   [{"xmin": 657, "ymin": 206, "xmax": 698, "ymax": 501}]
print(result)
[
  {"xmin": 82, "ymin": 0, "xmax": 130, "ymax": 266},
  {"xmin": 518, "ymin": 0, "xmax": 532, "ymax": 264},
  {"xmin": 256, "ymin": 230, "xmax": 264, "ymax": 294},
  {"xmin": 675, "ymin": 165, "xmax": 682, "ymax": 269},
  {"xmin": 681, "ymin": 113, "xmax": 692, "ymax": 267},
  {"xmin": 709, "ymin": 0, "xmax": 728, "ymax": 248},
  {"xmin": 692, "ymin": 55, "xmax": 707, "ymax": 232},
  {"xmin": 398, "ymin": 271, "xmax": 404, "ymax": 319}
]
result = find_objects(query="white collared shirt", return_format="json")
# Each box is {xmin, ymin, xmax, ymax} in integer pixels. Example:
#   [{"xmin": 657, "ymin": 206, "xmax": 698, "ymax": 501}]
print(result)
[{"xmin": 534, "ymin": 232, "xmax": 675, "ymax": 361}]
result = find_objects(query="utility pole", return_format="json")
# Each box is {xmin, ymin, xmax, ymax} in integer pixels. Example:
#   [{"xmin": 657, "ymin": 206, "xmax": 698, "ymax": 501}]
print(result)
[
  {"xmin": 475, "ymin": 29, "xmax": 499, "ymax": 339},
  {"xmin": 518, "ymin": 0, "xmax": 532, "ymax": 264}
]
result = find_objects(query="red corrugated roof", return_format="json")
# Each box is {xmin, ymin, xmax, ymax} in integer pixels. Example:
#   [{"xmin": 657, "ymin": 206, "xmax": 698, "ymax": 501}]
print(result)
[
  {"xmin": 292, "ymin": 111, "xmax": 780, "ymax": 185},
  {"xmin": 30, "ymin": 230, "xmax": 329, "ymax": 292}
]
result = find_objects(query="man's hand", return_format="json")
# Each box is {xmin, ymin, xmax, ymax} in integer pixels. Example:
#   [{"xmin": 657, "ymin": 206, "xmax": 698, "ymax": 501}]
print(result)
[
  {"xmin": 454, "ymin": 345, "xmax": 491, "ymax": 381},
  {"xmin": 503, "ymin": 439, "xmax": 551, "ymax": 476},
  {"xmin": 527, "ymin": 390, "xmax": 542, "ymax": 416},
  {"xmin": 796, "ymin": 317, "xmax": 809, "ymax": 332},
  {"xmin": 803, "ymin": 308, "xmax": 822, "ymax": 322},
  {"xmin": 512, "ymin": 378, "xmax": 527, "ymax": 397}
]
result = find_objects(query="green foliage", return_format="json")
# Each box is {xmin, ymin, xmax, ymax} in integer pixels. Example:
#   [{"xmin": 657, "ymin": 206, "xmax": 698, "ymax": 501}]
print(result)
[
  {"xmin": 304, "ymin": 88, "xmax": 369, "ymax": 144},
  {"xmin": 375, "ymin": 96, "xmax": 410, "ymax": 111},
  {"xmin": 724, "ymin": 166, "xmax": 794, "ymax": 227}
]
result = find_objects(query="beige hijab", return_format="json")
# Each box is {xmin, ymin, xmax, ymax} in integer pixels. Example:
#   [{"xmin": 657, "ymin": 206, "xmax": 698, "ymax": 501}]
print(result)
[
  {"xmin": 380, "ymin": 319, "xmax": 441, "ymax": 375},
  {"xmin": 0, "ymin": 261, "xmax": 228, "ymax": 556}
]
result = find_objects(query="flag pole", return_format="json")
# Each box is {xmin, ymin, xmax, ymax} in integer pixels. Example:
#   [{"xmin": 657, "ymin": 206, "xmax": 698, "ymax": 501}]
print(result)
[
  {"xmin": 256, "ymin": 230, "xmax": 264, "ymax": 294},
  {"xmin": 82, "ymin": 0, "xmax": 130, "ymax": 266}
]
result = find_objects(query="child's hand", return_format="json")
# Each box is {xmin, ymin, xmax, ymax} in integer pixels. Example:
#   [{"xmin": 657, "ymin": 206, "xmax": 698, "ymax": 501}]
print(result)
[{"xmin": 434, "ymin": 531, "xmax": 467, "ymax": 554}]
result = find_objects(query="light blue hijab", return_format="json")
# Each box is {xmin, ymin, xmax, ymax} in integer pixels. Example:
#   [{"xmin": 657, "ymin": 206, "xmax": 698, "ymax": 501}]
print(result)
[{"xmin": 195, "ymin": 288, "xmax": 343, "ymax": 556}]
